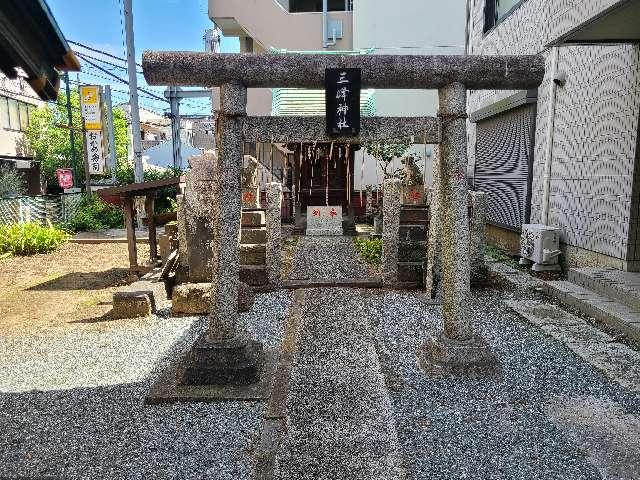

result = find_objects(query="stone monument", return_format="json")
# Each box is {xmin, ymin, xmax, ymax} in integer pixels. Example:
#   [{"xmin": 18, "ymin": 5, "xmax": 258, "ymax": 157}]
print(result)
[{"xmin": 306, "ymin": 206, "xmax": 343, "ymax": 236}]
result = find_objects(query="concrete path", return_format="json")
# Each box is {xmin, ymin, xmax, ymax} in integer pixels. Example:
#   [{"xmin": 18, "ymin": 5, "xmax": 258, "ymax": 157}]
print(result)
[{"xmin": 274, "ymin": 288, "xmax": 404, "ymax": 479}]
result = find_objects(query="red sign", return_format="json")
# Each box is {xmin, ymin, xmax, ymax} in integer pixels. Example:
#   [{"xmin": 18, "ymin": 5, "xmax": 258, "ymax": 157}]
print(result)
[{"xmin": 56, "ymin": 168, "xmax": 74, "ymax": 189}]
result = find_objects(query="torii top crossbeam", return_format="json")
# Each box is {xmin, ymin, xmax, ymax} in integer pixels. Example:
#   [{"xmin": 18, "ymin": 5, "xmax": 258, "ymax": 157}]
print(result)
[{"xmin": 142, "ymin": 52, "xmax": 545, "ymax": 91}]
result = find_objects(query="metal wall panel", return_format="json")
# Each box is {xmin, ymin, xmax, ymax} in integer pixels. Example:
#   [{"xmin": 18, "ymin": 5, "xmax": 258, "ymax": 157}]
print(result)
[{"xmin": 473, "ymin": 104, "xmax": 536, "ymax": 231}]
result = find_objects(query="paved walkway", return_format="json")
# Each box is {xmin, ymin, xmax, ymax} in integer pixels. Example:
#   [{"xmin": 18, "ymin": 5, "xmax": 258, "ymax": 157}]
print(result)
[
  {"xmin": 274, "ymin": 288, "xmax": 404, "ymax": 479},
  {"xmin": 286, "ymin": 236, "xmax": 373, "ymax": 281},
  {"xmin": 71, "ymin": 227, "xmax": 164, "ymax": 244}
]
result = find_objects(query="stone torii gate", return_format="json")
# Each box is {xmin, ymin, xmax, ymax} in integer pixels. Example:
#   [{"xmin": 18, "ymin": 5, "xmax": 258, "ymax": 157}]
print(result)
[{"xmin": 143, "ymin": 52, "xmax": 544, "ymax": 384}]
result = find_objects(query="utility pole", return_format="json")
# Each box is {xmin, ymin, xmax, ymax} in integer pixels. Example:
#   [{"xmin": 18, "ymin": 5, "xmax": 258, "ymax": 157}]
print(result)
[
  {"xmin": 63, "ymin": 72, "xmax": 77, "ymax": 183},
  {"xmin": 123, "ymin": 0, "xmax": 143, "ymax": 184},
  {"xmin": 167, "ymin": 87, "xmax": 182, "ymax": 170},
  {"xmin": 103, "ymin": 85, "xmax": 117, "ymax": 184}
]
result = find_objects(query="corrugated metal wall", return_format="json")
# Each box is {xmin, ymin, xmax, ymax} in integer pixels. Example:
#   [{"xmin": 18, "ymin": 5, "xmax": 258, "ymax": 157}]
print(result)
[{"xmin": 473, "ymin": 104, "xmax": 536, "ymax": 231}]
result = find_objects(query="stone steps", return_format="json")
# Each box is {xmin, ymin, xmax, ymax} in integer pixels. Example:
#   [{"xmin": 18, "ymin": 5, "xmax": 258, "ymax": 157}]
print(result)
[
  {"xmin": 399, "ymin": 224, "xmax": 427, "ymax": 242},
  {"xmin": 240, "ymin": 243, "xmax": 266, "ymax": 266},
  {"xmin": 543, "ymin": 280, "xmax": 640, "ymax": 343},
  {"xmin": 398, "ymin": 240, "xmax": 427, "ymax": 263},
  {"xmin": 242, "ymin": 210, "xmax": 265, "ymax": 227},
  {"xmin": 240, "ymin": 265, "xmax": 268, "ymax": 287},
  {"xmin": 569, "ymin": 267, "xmax": 640, "ymax": 311},
  {"xmin": 398, "ymin": 261, "xmax": 424, "ymax": 283},
  {"xmin": 241, "ymin": 227, "xmax": 267, "ymax": 244},
  {"xmin": 399, "ymin": 206, "xmax": 429, "ymax": 225}
]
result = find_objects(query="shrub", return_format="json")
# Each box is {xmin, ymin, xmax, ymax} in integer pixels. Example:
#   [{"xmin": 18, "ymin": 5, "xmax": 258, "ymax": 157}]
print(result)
[
  {"xmin": 62, "ymin": 194, "xmax": 123, "ymax": 232},
  {"xmin": 0, "ymin": 221, "xmax": 69, "ymax": 256},
  {"xmin": 354, "ymin": 237, "xmax": 383, "ymax": 265}
]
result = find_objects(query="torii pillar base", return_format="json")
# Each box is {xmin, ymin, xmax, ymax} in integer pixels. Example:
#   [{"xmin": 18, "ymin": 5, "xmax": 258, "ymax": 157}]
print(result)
[
  {"xmin": 418, "ymin": 333, "xmax": 499, "ymax": 376},
  {"xmin": 177, "ymin": 334, "xmax": 263, "ymax": 386}
]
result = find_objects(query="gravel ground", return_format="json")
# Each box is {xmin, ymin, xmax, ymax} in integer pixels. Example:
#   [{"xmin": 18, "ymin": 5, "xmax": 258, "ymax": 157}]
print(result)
[
  {"xmin": 286, "ymin": 236, "xmax": 373, "ymax": 280},
  {"xmin": 367, "ymin": 287, "xmax": 640, "ymax": 480},
  {"xmin": 0, "ymin": 290, "xmax": 292, "ymax": 479}
]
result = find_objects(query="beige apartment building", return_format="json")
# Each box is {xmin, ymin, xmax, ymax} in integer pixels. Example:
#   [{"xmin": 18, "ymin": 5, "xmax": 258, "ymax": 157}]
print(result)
[
  {"xmin": 209, "ymin": 0, "xmax": 466, "ymax": 197},
  {"xmin": 467, "ymin": 0, "xmax": 640, "ymax": 270}
]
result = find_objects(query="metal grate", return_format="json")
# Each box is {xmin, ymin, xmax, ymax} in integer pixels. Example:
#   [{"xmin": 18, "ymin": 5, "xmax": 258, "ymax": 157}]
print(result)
[
  {"xmin": 0, "ymin": 193, "xmax": 83, "ymax": 225},
  {"xmin": 473, "ymin": 104, "xmax": 536, "ymax": 231}
]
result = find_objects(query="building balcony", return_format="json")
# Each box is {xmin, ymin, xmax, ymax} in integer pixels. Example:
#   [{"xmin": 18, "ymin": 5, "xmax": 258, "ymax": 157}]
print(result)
[{"xmin": 209, "ymin": 0, "xmax": 353, "ymax": 52}]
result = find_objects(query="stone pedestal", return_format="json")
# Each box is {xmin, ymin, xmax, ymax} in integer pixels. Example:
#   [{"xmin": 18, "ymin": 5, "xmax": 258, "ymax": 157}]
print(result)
[
  {"xmin": 242, "ymin": 186, "xmax": 260, "ymax": 209},
  {"xmin": 469, "ymin": 190, "xmax": 488, "ymax": 283},
  {"xmin": 402, "ymin": 185, "xmax": 426, "ymax": 205},
  {"xmin": 178, "ymin": 335, "xmax": 263, "ymax": 385},
  {"xmin": 266, "ymin": 183, "xmax": 283, "ymax": 285},
  {"xmin": 420, "ymin": 83, "xmax": 497, "ymax": 375},
  {"xmin": 425, "ymin": 147, "xmax": 443, "ymax": 299},
  {"xmin": 382, "ymin": 178, "xmax": 401, "ymax": 286}
]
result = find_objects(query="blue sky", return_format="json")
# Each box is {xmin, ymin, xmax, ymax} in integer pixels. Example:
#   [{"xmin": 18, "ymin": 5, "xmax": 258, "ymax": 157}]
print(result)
[{"xmin": 47, "ymin": 0, "xmax": 239, "ymax": 114}]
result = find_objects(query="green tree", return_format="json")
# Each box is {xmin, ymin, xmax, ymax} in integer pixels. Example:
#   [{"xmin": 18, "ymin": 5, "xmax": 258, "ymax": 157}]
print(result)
[
  {"xmin": 26, "ymin": 91, "xmax": 129, "ymax": 188},
  {"xmin": 364, "ymin": 142, "xmax": 411, "ymax": 180}
]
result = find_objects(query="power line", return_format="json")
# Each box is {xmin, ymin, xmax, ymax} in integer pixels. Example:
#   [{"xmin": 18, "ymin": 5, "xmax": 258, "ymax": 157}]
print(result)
[
  {"xmin": 77, "ymin": 53, "xmax": 168, "ymax": 102},
  {"xmin": 74, "ymin": 50, "xmax": 143, "ymax": 74},
  {"xmin": 68, "ymin": 39, "xmax": 143, "ymax": 67}
]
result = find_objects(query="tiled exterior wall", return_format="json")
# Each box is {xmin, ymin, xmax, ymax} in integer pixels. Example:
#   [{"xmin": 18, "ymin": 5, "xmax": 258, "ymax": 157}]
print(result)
[{"xmin": 468, "ymin": 0, "xmax": 640, "ymax": 263}]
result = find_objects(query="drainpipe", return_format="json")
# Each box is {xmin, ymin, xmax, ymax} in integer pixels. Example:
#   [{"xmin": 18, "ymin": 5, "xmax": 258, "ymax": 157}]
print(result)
[
  {"xmin": 541, "ymin": 46, "xmax": 560, "ymax": 226},
  {"xmin": 322, "ymin": 0, "xmax": 336, "ymax": 48}
]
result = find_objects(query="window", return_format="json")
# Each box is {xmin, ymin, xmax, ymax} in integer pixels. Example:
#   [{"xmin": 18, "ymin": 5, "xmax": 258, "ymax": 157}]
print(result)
[
  {"xmin": 19, "ymin": 102, "xmax": 29, "ymax": 130},
  {"xmin": 0, "ymin": 95, "xmax": 34, "ymax": 131},
  {"xmin": 0, "ymin": 97, "xmax": 9, "ymax": 129},
  {"xmin": 7, "ymin": 98, "xmax": 20, "ymax": 130},
  {"xmin": 289, "ymin": 0, "xmax": 349, "ymax": 13},
  {"xmin": 484, "ymin": 0, "xmax": 523, "ymax": 33}
]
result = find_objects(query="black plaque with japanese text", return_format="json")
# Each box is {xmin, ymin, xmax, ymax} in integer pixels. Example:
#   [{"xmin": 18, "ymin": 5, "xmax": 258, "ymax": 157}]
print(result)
[{"xmin": 325, "ymin": 68, "xmax": 361, "ymax": 136}]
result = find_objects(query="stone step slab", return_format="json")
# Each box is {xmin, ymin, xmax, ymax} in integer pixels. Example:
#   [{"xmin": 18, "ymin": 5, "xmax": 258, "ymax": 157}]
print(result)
[
  {"xmin": 240, "ymin": 265, "xmax": 269, "ymax": 286},
  {"xmin": 242, "ymin": 210, "xmax": 265, "ymax": 227},
  {"xmin": 398, "ymin": 224, "xmax": 427, "ymax": 242},
  {"xmin": 569, "ymin": 267, "xmax": 640, "ymax": 311},
  {"xmin": 240, "ymin": 243, "xmax": 266, "ymax": 266},
  {"xmin": 543, "ymin": 280, "xmax": 640, "ymax": 344},
  {"xmin": 400, "ymin": 207, "xmax": 429, "ymax": 224},
  {"xmin": 241, "ymin": 227, "xmax": 267, "ymax": 244},
  {"xmin": 398, "ymin": 240, "xmax": 427, "ymax": 262},
  {"xmin": 398, "ymin": 261, "xmax": 424, "ymax": 284}
]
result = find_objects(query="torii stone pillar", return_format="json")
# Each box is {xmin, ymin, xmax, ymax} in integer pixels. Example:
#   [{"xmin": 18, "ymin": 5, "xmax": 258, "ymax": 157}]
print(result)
[
  {"xmin": 419, "ymin": 83, "xmax": 496, "ymax": 375},
  {"xmin": 178, "ymin": 81, "xmax": 263, "ymax": 385}
]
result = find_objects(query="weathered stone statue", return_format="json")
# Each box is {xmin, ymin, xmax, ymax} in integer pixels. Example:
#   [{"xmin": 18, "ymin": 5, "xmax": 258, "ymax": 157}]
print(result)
[
  {"xmin": 401, "ymin": 155, "xmax": 425, "ymax": 205},
  {"xmin": 241, "ymin": 155, "xmax": 260, "ymax": 208}
]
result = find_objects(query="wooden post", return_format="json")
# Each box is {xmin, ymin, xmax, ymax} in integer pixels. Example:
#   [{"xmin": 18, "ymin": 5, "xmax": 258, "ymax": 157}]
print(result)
[
  {"xmin": 145, "ymin": 193, "xmax": 157, "ymax": 264},
  {"xmin": 122, "ymin": 194, "xmax": 138, "ymax": 269}
]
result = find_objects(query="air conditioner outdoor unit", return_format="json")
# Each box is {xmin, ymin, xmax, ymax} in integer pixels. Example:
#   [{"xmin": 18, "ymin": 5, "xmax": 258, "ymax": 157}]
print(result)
[{"xmin": 519, "ymin": 224, "xmax": 562, "ymax": 272}]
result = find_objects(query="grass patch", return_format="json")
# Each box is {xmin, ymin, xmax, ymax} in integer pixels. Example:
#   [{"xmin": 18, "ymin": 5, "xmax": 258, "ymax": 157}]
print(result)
[
  {"xmin": 354, "ymin": 237, "xmax": 382, "ymax": 266},
  {"xmin": 0, "ymin": 221, "xmax": 69, "ymax": 256},
  {"xmin": 485, "ymin": 244, "xmax": 522, "ymax": 269}
]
